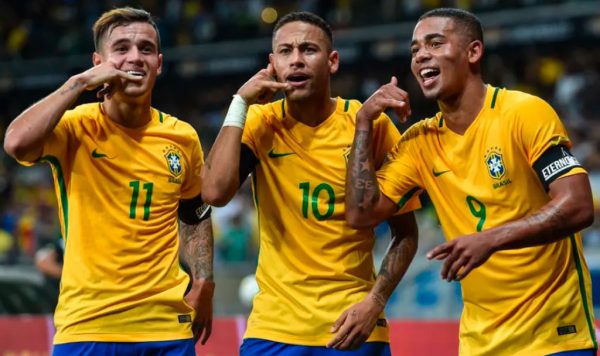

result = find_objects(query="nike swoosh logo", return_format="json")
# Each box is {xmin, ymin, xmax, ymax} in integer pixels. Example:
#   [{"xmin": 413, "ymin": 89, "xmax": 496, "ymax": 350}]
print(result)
[
  {"xmin": 268, "ymin": 149, "xmax": 295, "ymax": 158},
  {"xmin": 432, "ymin": 168, "xmax": 450, "ymax": 177},
  {"xmin": 91, "ymin": 149, "xmax": 108, "ymax": 158}
]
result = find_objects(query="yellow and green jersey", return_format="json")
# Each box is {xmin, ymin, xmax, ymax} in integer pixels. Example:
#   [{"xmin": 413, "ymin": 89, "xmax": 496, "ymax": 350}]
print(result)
[
  {"xmin": 241, "ymin": 97, "xmax": 418, "ymax": 345},
  {"xmin": 19, "ymin": 103, "xmax": 204, "ymax": 343},
  {"xmin": 378, "ymin": 86, "xmax": 597, "ymax": 355}
]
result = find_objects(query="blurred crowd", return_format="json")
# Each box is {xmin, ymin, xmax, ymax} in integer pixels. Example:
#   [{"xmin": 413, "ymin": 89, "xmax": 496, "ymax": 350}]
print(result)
[{"xmin": 1, "ymin": 0, "xmax": 600, "ymax": 314}]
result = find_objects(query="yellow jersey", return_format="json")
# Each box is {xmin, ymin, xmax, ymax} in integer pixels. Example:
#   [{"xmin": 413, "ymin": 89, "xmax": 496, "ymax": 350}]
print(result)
[
  {"xmin": 19, "ymin": 103, "xmax": 204, "ymax": 343},
  {"xmin": 377, "ymin": 86, "xmax": 596, "ymax": 355},
  {"xmin": 241, "ymin": 97, "xmax": 418, "ymax": 345}
]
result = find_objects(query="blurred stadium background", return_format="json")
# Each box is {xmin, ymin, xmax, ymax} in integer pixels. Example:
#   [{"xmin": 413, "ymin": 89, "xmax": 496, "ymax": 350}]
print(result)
[{"xmin": 0, "ymin": 0, "xmax": 599, "ymax": 354}]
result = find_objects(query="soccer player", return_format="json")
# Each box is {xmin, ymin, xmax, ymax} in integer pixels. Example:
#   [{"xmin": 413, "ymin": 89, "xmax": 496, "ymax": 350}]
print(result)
[
  {"xmin": 3, "ymin": 7, "xmax": 214, "ymax": 355},
  {"xmin": 345, "ymin": 7, "xmax": 597, "ymax": 356},
  {"xmin": 201, "ymin": 11, "xmax": 418, "ymax": 355}
]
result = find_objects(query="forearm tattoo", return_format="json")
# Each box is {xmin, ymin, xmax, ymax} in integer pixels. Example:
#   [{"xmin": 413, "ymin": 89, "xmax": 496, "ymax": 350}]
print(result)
[
  {"xmin": 59, "ymin": 81, "xmax": 83, "ymax": 95},
  {"xmin": 348, "ymin": 128, "xmax": 379, "ymax": 210},
  {"xmin": 181, "ymin": 219, "xmax": 214, "ymax": 280},
  {"xmin": 371, "ymin": 220, "xmax": 418, "ymax": 306}
]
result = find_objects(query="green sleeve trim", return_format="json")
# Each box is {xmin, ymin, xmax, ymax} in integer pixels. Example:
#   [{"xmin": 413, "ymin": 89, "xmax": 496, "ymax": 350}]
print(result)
[
  {"xmin": 396, "ymin": 187, "xmax": 420, "ymax": 210},
  {"xmin": 159, "ymin": 111, "xmax": 164, "ymax": 123},
  {"xmin": 40, "ymin": 155, "xmax": 69, "ymax": 240},
  {"xmin": 569, "ymin": 234, "xmax": 598, "ymax": 350},
  {"xmin": 344, "ymin": 99, "xmax": 350, "ymax": 112},
  {"xmin": 490, "ymin": 87, "xmax": 500, "ymax": 109}
]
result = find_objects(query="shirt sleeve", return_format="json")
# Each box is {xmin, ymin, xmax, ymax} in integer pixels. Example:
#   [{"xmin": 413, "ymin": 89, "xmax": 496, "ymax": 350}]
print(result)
[
  {"xmin": 181, "ymin": 130, "xmax": 204, "ymax": 200},
  {"xmin": 17, "ymin": 110, "xmax": 75, "ymax": 167},
  {"xmin": 516, "ymin": 94, "xmax": 587, "ymax": 178},
  {"xmin": 375, "ymin": 121, "xmax": 423, "ymax": 213},
  {"xmin": 376, "ymin": 124, "xmax": 424, "ymax": 212}
]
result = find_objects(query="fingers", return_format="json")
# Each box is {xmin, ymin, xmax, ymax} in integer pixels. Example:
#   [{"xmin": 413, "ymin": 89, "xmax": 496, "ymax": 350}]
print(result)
[
  {"xmin": 330, "ymin": 310, "xmax": 348, "ymax": 334},
  {"xmin": 443, "ymin": 254, "xmax": 468, "ymax": 281},
  {"xmin": 327, "ymin": 317, "xmax": 352, "ymax": 348},
  {"xmin": 427, "ymin": 242, "xmax": 453, "ymax": 260}
]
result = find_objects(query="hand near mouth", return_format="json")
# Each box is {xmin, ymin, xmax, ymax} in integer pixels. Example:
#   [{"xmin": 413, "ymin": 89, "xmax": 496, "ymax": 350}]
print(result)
[
  {"xmin": 74, "ymin": 62, "xmax": 143, "ymax": 99},
  {"xmin": 237, "ymin": 63, "xmax": 291, "ymax": 105},
  {"xmin": 356, "ymin": 76, "xmax": 412, "ymax": 124}
]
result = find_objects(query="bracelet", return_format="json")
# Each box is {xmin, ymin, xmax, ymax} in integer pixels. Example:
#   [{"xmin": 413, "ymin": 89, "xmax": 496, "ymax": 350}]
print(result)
[{"xmin": 223, "ymin": 94, "xmax": 248, "ymax": 128}]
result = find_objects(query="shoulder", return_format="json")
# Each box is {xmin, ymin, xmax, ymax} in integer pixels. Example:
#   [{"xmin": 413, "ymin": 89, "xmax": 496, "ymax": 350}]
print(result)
[
  {"xmin": 154, "ymin": 109, "xmax": 201, "ymax": 143},
  {"xmin": 245, "ymin": 99, "xmax": 285, "ymax": 132},
  {"xmin": 400, "ymin": 115, "xmax": 440, "ymax": 144},
  {"xmin": 495, "ymin": 87, "xmax": 556, "ymax": 119},
  {"xmin": 63, "ymin": 103, "xmax": 102, "ymax": 121}
]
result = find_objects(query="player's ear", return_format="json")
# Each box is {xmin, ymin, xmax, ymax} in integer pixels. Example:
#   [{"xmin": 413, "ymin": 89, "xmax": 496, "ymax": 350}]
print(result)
[
  {"xmin": 92, "ymin": 52, "xmax": 102, "ymax": 66},
  {"xmin": 268, "ymin": 53, "xmax": 279, "ymax": 80},
  {"xmin": 157, "ymin": 53, "xmax": 163, "ymax": 75},
  {"xmin": 328, "ymin": 50, "xmax": 339, "ymax": 75},
  {"xmin": 467, "ymin": 40, "xmax": 483, "ymax": 65}
]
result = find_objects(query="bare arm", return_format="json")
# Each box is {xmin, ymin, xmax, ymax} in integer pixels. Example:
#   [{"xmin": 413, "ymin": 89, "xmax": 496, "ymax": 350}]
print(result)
[
  {"xmin": 3, "ymin": 62, "xmax": 140, "ymax": 162},
  {"xmin": 328, "ymin": 212, "xmax": 418, "ymax": 350},
  {"xmin": 346, "ymin": 77, "xmax": 409, "ymax": 228},
  {"xmin": 181, "ymin": 218, "xmax": 215, "ymax": 345},
  {"xmin": 429, "ymin": 173, "xmax": 594, "ymax": 281},
  {"xmin": 201, "ymin": 64, "xmax": 289, "ymax": 206}
]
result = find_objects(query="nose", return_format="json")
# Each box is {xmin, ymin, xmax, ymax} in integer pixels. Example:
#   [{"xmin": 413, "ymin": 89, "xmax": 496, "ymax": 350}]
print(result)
[
  {"xmin": 127, "ymin": 46, "xmax": 143, "ymax": 64},
  {"xmin": 413, "ymin": 47, "xmax": 431, "ymax": 64},
  {"xmin": 289, "ymin": 48, "xmax": 304, "ymax": 68}
]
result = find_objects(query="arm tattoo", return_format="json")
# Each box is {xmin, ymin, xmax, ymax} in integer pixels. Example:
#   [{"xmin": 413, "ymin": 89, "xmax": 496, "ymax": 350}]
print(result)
[
  {"xmin": 371, "ymin": 215, "xmax": 418, "ymax": 307},
  {"xmin": 59, "ymin": 81, "xmax": 83, "ymax": 95},
  {"xmin": 347, "ymin": 127, "xmax": 379, "ymax": 211},
  {"xmin": 180, "ymin": 219, "xmax": 214, "ymax": 280}
]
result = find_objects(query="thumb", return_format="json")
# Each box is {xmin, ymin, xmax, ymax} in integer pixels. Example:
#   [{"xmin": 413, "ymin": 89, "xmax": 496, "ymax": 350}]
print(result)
[
  {"xmin": 267, "ymin": 63, "xmax": 277, "ymax": 79},
  {"xmin": 390, "ymin": 76, "xmax": 398, "ymax": 86}
]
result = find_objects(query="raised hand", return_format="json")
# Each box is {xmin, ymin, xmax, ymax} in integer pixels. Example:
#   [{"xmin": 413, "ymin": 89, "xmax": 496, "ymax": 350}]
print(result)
[
  {"xmin": 357, "ymin": 76, "xmax": 411, "ymax": 123},
  {"xmin": 76, "ymin": 61, "xmax": 142, "ymax": 98},
  {"xmin": 237, "ymin": 64, "xmax": 290, "ymax": 105}
]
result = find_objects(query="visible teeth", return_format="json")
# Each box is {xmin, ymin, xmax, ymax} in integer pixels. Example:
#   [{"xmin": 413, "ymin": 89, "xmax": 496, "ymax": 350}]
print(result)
[
  {"xmin": 420, "ymin": 68, "xmax": 437, "ymax": 78},
  {"xmin": 127, "ymin": 71, "xmax": 144, "ymax": 77}
]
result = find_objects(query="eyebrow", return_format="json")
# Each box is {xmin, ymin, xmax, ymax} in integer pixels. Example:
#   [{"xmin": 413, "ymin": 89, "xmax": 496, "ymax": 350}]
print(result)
[
  {"xmin": 410, "ymin": 33, "xmax": 445, "ymax": 47},
  {"xmin": 110, "ymin": 38, "xmax": 158, "ymax": 49}
]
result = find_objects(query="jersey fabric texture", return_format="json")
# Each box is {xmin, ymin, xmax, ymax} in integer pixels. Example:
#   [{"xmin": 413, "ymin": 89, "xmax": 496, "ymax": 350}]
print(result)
[
  {"xmin": 377, "ymin": 86, "xmax": 596, "ymax": 355},
  {"xmin": 18, "ymin": 103, "xmax": 204, "ymax": 343},
  {"xmin": 240, "ymin": 97, "xmax": 419, "ymax": 346}
]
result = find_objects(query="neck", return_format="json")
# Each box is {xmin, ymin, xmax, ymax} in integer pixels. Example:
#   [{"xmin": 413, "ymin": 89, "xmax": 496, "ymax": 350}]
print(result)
[
  {"xmin": 439, "ymin": 79, "xmax": 487, "ymax": 135},
  {"xmin": 102, "ymin": 96, "xmax": 152, "ymax": 128},
  {"xmin": 286, "ymin": 95, "xmax": 337, "ymax": 127}
]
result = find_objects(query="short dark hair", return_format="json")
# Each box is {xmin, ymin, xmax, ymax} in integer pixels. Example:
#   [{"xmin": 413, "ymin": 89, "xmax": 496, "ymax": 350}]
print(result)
[
  {"xmin": 93, "ymin": 7, "xmax": 161, "ymax": 52},
  {"xmin": 419, "ymin": 8, "xmax": 483, "ymax": 44},
  {"xmin": 273, "ymin": 11, "xmax": 333, "ymax": 49}
]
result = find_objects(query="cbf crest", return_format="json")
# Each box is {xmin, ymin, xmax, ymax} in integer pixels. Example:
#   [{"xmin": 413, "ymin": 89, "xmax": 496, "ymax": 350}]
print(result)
[
  {"xmin": 163, "ymin": 145, "xmax": 183, "ymax": 184},
  {"xmin": 485, "ymin": 146, "xmax": 505, "ymax": 179}
]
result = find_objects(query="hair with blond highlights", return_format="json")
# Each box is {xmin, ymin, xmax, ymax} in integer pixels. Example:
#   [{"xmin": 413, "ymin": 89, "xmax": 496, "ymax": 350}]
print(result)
[{"xmin": 92, "ymin": 7, "xmax": 161, "ymax": 52}]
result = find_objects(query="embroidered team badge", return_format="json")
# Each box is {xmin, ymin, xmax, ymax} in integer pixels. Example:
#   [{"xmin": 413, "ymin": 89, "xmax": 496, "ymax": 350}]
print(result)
[
  {"xmin": 163, "ymin": 145, "xmax": 184, "ymax": 184},
  {"xmin": 485, "ymin": 147, "xmax": 506, "ymax": 180}
]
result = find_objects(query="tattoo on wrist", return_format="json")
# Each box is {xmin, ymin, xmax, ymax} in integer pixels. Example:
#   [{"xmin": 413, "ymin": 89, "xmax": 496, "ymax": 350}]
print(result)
[{"xmin": 59, "ymin": 81, "xmax": 82, "ymax": 95}]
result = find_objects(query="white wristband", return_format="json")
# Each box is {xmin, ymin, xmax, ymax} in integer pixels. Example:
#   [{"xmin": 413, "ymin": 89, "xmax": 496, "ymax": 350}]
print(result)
[{"xmin": 223, "ymin": 94, "xmax": 248, "ymax": 129}]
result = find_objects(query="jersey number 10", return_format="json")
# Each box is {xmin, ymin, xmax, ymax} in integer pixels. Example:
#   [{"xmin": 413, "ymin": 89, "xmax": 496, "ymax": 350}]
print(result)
[{"xmin": 299, "ymin": 182, "xmax": 335, "ymax": 220}]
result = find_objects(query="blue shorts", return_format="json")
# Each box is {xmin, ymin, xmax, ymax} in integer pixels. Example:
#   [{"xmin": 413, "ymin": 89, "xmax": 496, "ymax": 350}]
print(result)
[
  {"xmin": 240, "ymin": 338, "xmax": 391, "ymax": 356},
  {"xmin": 52, "ymin": 339, "xmax": 195, "ymax": 356},
  {"xmin": 547, "ymin": 349, "xmax": 596, "ymax": 356}
]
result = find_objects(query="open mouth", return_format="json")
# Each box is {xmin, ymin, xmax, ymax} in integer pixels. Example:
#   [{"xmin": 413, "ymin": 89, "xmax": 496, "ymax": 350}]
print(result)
[
  {"xmin": 126, "ymin": 70, "xmax": 146, "ymax": 77},
  {"xmin": 286, "ymin": 74, "xmax": 310, "ymax": 87},
  {"xmin": 420, "ymin": 67, "xmax": 440, "ymax": 86}
]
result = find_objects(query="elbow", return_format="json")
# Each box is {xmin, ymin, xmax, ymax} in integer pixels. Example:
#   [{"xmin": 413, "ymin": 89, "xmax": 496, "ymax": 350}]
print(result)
[
  {"xmin": 201, "ymin": 184, "xmax": 233, "ymax": 208},
  {"xmin": 3, "ymin": 133, "xmax": 20, "ymax": 160},
  {"xmin": 346, "ymin": 209, "xmax": 377, "ymax": 230}
]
